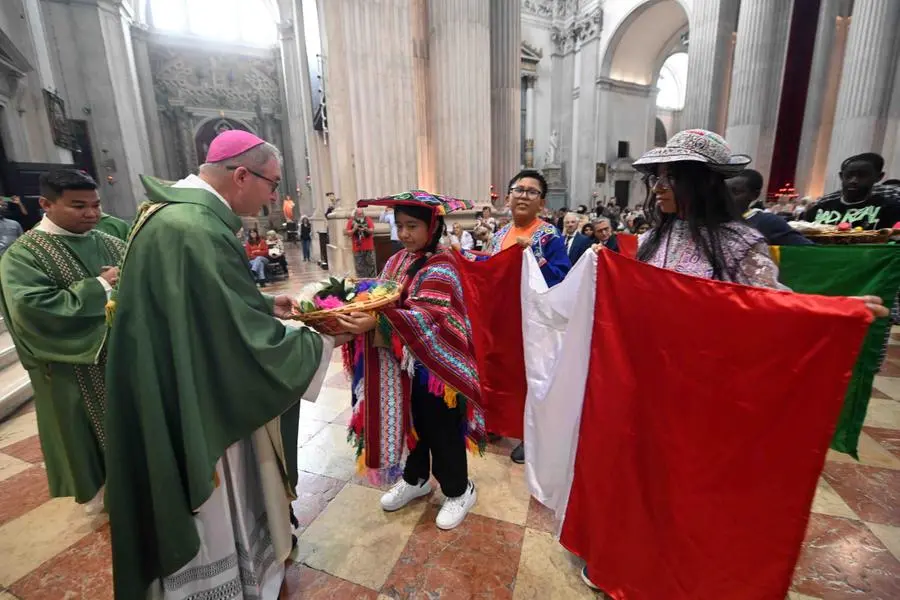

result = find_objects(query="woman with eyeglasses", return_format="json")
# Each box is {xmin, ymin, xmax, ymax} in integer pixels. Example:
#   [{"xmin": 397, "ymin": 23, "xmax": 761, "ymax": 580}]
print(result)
[{"xmin": 627, "ymin": 129, "xmax": 783, "ymax": 287}]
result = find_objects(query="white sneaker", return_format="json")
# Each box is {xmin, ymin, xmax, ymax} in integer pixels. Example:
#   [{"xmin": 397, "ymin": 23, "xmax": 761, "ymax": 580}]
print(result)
[
  {"xmin": 380, "ymin": 478, "xmax": 433, "ymax": 512},
  {"xmin": 435, "ymin": 481, "xmax": 476, "ymax": 530}
]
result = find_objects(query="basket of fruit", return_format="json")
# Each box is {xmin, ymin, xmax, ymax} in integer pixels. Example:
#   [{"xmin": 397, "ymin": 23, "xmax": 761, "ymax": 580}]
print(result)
[
  {"xmin": 798, "ymin": 222, "xmax": 895, "ymax": 245},
  {"xmin": 289, "ymin": 277, "xmax": 401, "ymax": 335}
]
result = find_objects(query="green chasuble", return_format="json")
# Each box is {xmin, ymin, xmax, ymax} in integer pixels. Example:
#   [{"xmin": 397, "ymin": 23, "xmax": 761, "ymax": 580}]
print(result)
[
  {"xmin": 94, "ymin": 213, "xmax": 131, "ymax": 241},
  {"xmin": 0, "ymin": 227, "xmax": 124, "ymax": 502},
  {"xmin": 774, "ymin": 244, "xmax": 900, "ymax": 457},
  {"xmin": 104, "ymin": 176, "xmax": 326, "ymax": 599}
]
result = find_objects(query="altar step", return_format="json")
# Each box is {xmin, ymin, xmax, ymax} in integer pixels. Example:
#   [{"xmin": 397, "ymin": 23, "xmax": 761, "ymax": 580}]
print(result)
[{"xmin": 0, "ymin": 317, "xmax": 33, "ymax": 421}]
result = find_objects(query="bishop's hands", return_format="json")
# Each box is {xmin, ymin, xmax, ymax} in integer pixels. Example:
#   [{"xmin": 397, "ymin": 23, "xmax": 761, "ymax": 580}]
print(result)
[
  {"xmin": 272, "ymin": 295, "xmax": 296, "ymax": 319},
  {"xmin": 100, "ymin": 266, "xmax": 119, "ymax": 287}
]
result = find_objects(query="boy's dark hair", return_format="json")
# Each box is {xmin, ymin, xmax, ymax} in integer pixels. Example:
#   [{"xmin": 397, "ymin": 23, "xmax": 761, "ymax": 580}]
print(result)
[
  {"xmin": 733, "ymin": 168, "xmax": 764, "ymax": 195},
  {"xmin": 841, "ymin": 152, "xmax": 884, "ymax": 173},
  {"xmin": 39, "ymin": 169, "xmax": 98, "ymax": 202},
  {"xmin": 507, "ymin": 169, "xmax": 548, "ymax": 198}
]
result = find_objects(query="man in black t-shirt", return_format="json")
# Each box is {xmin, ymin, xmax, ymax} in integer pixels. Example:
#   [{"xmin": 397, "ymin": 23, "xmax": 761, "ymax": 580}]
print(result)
[{"xmin": 804, "ymin": 153, "xmax": 900, "ymax": 230}]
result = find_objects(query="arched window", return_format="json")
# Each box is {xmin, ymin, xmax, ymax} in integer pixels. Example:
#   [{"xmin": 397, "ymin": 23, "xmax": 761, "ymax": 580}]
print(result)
[
  {"xmin": 656, "ymin": 52, "xmax": 688, "ymax": 110},
  {"xmin": 147, "ymin": 0, "xmax": 277, "ymax": 45}
]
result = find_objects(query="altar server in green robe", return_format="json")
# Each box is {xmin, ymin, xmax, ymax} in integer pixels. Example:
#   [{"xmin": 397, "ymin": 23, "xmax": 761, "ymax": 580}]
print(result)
[
  {"xmin": 0, "ymin": 169, "xmax": 124, "ymax": 511},
  {"xmin": 104, "ymin": 130, "xmax": 348, "ymax": 599}
]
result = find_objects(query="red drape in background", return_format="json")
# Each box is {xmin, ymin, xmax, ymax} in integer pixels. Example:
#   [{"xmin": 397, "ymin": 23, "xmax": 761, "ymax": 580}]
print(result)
[
  {"xmin": 456, "ymin": 247, "xmax": 527, "ymax": 438},
  {"xmin": 560, "ymin": 251, "xmax": 871, "ymax": 599}
]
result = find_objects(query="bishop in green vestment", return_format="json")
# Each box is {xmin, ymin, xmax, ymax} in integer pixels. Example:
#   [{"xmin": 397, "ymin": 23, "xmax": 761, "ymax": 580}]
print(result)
[
  {"xmin": 105, "ymin": 132, "xmax": 344, "ymax": 599},
  {"xmin": 94, "ymin": 212, "xmax": 131, "ymax": 241},
  {"xmin": 0, "ymin": 169, "xmax": 123, "ymax": 505}
]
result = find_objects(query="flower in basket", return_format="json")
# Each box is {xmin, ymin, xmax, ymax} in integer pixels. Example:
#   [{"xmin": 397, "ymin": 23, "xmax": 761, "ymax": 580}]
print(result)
[{"xmin": 293, "ymin": 277, "xmax": 401, "ymax": 316}]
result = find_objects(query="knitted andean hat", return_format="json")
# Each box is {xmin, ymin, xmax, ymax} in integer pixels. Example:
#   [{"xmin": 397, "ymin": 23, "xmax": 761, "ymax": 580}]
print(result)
[{"xmin": 358, "ymin": 190, "xmax": 473, "ymax": 235}]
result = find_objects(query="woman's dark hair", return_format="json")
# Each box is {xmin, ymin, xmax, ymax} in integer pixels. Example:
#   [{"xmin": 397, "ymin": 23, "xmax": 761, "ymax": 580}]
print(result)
[
  {"xmin": 248, "ymin": 229, "xmax": 260, "ymax": 242},
  {"xmin": 635, "ymin": 161, "xmax": 745, "ymax": 282},
  {"xmin": 581, "ymin": 223, "xmax": 594, "ymax": 235},
  {"xmin": 394, "ymin": 204, "xmax": 444, "ymax": 280}
]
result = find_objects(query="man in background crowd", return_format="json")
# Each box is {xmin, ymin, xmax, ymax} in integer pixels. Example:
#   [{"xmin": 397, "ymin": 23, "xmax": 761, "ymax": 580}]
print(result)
[
  {"xmin": 804, "ymin": 152, "xmax": 900, "ymax": 230},
  {"xmin": 346, "ymin": 207, "xmax": 376, "ymax": 277},
  {"xmin": 592, "ymin": 217, "xmax": 619, "ymax": 253},
  {"xmin": 381, "ymin": 206, "xmax": 402, "ymax": 254},
  {"xmin": 0, "ymin": 196, "xmax": 24, "ymax": 254},
  {"xmin": 561, "ymin": 211, "xmax": 592, "ymax": 265},
  {"xmin": 728, "ymin": 169, "xmax": 812, "ymax": 246}
]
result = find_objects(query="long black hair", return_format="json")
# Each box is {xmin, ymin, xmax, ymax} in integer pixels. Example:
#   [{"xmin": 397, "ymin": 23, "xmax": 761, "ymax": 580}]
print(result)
[
  {"xmin": 635, "ymin": 161, "xmax": 746, "ymax": 282},
  {"xmin": 394, "ymin": 204, "xmax": 445, "ymax": 280}
]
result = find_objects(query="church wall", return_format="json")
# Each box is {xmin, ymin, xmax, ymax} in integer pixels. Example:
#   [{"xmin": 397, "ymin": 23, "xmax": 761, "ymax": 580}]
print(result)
[
  {"xmin": 142, "ymin": 32, "xmax": 286, "ymax": 183},
  {"xmin": 521, "ymin": 17, "xmax": 553, "ymax": 174},
  {"xmin": 40, "ymin": 0, "xmax": 151, "ymax": 218},
  {"xmin": 570, "ymin": 36, "xmax": 601, "ymax": 206},
  {"xmin": 0, "ymin": 0, "xmax": 72, "ymax": 166}
]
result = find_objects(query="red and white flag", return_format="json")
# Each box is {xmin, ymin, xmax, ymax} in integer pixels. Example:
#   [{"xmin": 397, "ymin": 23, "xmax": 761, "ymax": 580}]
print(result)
[{"xmin": 458, "ymin": 248, "xmax": 871, "ymax": 600}]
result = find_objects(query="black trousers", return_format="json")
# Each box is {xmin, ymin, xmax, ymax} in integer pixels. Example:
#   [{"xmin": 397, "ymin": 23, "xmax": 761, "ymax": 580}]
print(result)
[{"xmin": 402, "ymin": 378, "xmax": 468, "ymax": 498}]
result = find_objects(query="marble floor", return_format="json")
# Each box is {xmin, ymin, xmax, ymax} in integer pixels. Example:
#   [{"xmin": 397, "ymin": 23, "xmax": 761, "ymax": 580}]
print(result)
[{"xmin": 0, "ymin": 252, "xmax": 899, "ymax": 599}]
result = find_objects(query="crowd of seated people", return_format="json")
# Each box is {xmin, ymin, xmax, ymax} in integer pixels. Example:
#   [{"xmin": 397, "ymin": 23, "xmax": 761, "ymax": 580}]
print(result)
[{"xmin": 237, "ymin": 227, "xmax": 290, "ymax": 287}]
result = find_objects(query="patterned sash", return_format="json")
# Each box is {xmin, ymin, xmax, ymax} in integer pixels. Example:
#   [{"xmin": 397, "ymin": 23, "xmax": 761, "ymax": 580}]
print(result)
[{"xmin": 16, "ymin": 230, "xmax": 124, "ymax": 447}]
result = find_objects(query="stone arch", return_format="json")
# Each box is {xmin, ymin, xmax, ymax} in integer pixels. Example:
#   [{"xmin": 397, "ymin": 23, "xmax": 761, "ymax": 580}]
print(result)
[
  {"xmin": 193, "ymin": 117, "xmax": 257, "ymax": 163},
  {"xmin": 600, "ymin": 0, "xmax": 690, "ymax": 85},
  {"xmin": 655, "ymin": 118, "xmax": 668, "ymax": 146}
]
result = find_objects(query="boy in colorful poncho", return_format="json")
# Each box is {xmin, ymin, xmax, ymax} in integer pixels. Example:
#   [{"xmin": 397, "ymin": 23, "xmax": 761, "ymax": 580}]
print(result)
[{"xmin": 335, "ymin": 190, "xmax": 485, "ymax": 530}]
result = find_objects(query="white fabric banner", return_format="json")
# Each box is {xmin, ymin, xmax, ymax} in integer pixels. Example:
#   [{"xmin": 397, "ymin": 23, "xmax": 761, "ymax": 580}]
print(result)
[{"xmin": 522, "ymin": 250, "xmax": 598, "ymax": 524}]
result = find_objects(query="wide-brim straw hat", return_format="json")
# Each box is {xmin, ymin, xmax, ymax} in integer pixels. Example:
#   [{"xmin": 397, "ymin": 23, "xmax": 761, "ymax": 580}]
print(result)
[{"xmin": 633, "ymin": 129, "xmax": 751, "ymax": 176}]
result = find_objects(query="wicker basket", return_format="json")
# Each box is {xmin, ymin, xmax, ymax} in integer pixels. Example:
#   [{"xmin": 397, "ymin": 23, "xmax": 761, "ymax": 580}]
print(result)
[
  {"xmin": 802, "ymin": 229, "xmax": 894, "ymax": 245},
  {"xmin": 288, "ymin": 279, "xmax": 401, "ymax": 335}
]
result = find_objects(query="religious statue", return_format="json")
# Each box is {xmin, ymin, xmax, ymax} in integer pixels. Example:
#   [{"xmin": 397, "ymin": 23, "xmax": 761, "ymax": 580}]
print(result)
[{"xmin": 545, "ymin": 130, "xmax": 560, "ymax": 165}]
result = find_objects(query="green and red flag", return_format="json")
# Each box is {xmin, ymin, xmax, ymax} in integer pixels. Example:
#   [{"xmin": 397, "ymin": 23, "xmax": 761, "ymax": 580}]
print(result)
[{"xmin": 773, "ymin": 244, "xmax": 900, "ymax": 457}]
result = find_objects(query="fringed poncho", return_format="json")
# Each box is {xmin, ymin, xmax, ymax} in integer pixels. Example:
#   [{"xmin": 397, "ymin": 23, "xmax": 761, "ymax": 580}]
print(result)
[{"xmin": 343, "ymin": 248, "xmax": 486, "ymax": 483}]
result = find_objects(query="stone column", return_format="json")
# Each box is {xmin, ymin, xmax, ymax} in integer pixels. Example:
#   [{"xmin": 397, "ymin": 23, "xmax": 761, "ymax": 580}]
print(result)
[
  {"xmin": 682, "ymin": 0, "xmax": 740, "ymax": 131},
  {"xmin": 277, "ymin": 14, "xmax": 310, "ymax": 216},
  {"xmin": 794, "ymin": 0, "xmax": 852, "ymax": 197},
  {"xmin": 427, "ymin": 0, "xmax": 491, "ymax": 202},
  {"xmin": 524, "ymin": 75, "xmax": 536, "ymax": 168},
  {"xmin": 883, "ymin": 57, "xmax": 900, "ymax": 179},
  {"xmin": 725, "ymin": 0, "xmax": 793, "ymax": 183},
  {"xmin": 824, "ymin": 0, "xmax": 900, "ymax": 191},
  {"xmin": 41, "ymin": 0, "xmax": 153, "ymax": 218},
  {"xmin": 411, "ymin": 0, "xmax": 434, "ymax": 191},
  {"xmin": 283, "ymin": 0, "xmax": 329, "ymax": 222},
  {"xmin": 569, "ymin": 7, "xmax": 603, "ymax": 205},
  {"xmin": 171, "ymin": 105, "xmax": 196, "ymax": 175},
  {"xmin": 317, "ymin": 0, "xmax": 358, "ymax": 205},
  {"xmin": 318, "ymin": 0, "xmax": 418, "ymax": 201},
  {"xmin": 131, "ymin": 26, "xmax": 168, "ymax": 178},
  {"xmin": 490, "ymin": 0, "xmax": 521, "ymax": 192}
]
